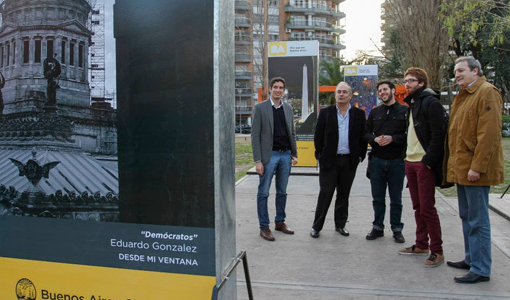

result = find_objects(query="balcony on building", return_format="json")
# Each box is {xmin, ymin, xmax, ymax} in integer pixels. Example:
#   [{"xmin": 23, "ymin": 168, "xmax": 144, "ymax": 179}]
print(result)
[
  {"xmin": 332, "ymin": 26, "xmax": 346, "ymax": 34},
  {"xmin": 289, "ymin": 33, "xmax": 345, "ymax": 50},
  {"xmin": 235, "ymin": 0, "xmax": 250, "ymax": 10},
  {"xmin": 235, "ymin": 88, "xmax": 252, "ymax": 97},
  {"xmin": 285, "ymin": 2, "xmax": 346, "ymax": 19},
  {"xmin": 287, "ymin": 20, "xmax": 336, "ymax": 32},
  {"xmin": 235, "ymin": 71, "xmax": 252, "ymax": 80},
  {"xmin": 319, "ymin": 39, "xmax": 345, "ymax": 50},
  {"xmin": 235, "ymin": 17, "xmax": 251, "ymax": 28},
  {"xmin": 235, "ymin": 54, "xmax": 251, "ymax": 62},
  {"xmin": 235, "ymin": 105, "xmax": 253, "ymax": 115},
  {"xmin": 235, "ymin": 33, "xmax": 252, "ymax": 45}
]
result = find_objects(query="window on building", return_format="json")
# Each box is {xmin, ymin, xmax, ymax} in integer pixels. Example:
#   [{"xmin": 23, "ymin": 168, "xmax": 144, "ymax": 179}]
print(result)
[
  {"xmin": 6, "ymin": 43, "xmax": 10, "ymax": 66},
  {"xmin": 47, "ymin": 40, "xmax": 54, "ymax": 59},
  {"xmin": 292, "ymin": 15, "xmax": 306, "ymax": 25},
  {"xmin": 61, "ymin": 40, "xmax": 66, "ymax": 64},
  {"xmin": 35, "ymin": 40, "xmax": 41, "ymax": 63},
  {"xmin": 78, "ymin": 44, "xmax": 84, "ymax": 67},
  {"xmin": 235, "ymin": 65, "xmax": 248, "ymax": 72},
  {"xmin": 314, "ymin": 17, "xmax": 327, "ymax": 27},
  {"xmin": 70, "ymin": 42, "xmax": 75, "ymax": 66},
  {"xmin": 12, "ymin": 42, "xmax": 15, "ymax": 65},
  {"xmin": 23, "ymin": 40, "xmax": 29, "ymax": 63},
  {"xmin": 235, "ymin": 45, "xmax": 249, "ymax": 55},
  {"xmin": 0, "ymin": 46, "xmax": 3, "ymax": 68},
  {"xmin": 235, "ymin": 81, "xmax": 248, "ymax": 88},
  {"xmin": 295, "ymin": 0, "xmax": 306, "ymax": 7},
  {"xmin": 268, "ymin": 15, "xmax": 279, "ymax": 25}
]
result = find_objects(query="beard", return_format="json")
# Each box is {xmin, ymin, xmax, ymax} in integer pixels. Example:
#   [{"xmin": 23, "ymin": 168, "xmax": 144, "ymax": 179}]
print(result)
[{"xmin": 380, "ymin": 90, "xmax": 394, "ymax": 104}]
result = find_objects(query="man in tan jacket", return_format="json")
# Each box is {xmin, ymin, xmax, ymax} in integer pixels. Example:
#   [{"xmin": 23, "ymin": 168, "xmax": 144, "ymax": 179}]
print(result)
[{"xmin": 447, "ymin": 56, "xmax": 504, "ymax": 284}]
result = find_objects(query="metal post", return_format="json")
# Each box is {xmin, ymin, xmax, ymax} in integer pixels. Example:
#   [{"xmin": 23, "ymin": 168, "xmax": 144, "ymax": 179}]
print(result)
[
  {"xmin": 500, "ymin": 184, "xmax": 510, "ymax": 198},
  {"xmin": 211, "ymin": 250, "xmax": 253, "ymax": 300},
  {"xmin": 242, "ymin": 251, "xmax": 254, "ymax": 299}
]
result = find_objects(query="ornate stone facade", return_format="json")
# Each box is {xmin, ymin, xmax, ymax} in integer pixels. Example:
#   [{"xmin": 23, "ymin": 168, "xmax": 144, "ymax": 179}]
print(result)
[
  {"xmin": 0, "ymin": 0, "xmax": 119, "ymax": 221},
  {"xmin": 0, "ymin": 0, "xmax": 91, "ymax": 108},
  {"xmin": 0, "ymin": 0, "xmax": 117, "ymax": 155}
]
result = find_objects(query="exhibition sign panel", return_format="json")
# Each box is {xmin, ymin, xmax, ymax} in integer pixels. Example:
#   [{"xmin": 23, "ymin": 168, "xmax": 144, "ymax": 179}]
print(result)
[
  {"xmin": 344, "ymin": 65, "xmax": 379, "ymax": 117},
  {"xmin": 268, "ymin": 41, "xmax": 319, "ymax": 167},
  {"xmin": 0, "ymin": 0, "xmax": 235, "ymax": 299}
]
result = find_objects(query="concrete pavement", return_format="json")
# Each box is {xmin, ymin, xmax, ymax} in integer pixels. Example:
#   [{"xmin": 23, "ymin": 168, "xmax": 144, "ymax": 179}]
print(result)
[{"xmin": 235, "ymin": 159, "xmax": 510, "ymax": 299}]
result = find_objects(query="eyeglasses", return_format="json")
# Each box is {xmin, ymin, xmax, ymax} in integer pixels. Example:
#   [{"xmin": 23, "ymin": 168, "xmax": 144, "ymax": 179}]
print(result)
[{"xmin": 403, "ymin": 78, "xmax": 419, "ymax": 84}]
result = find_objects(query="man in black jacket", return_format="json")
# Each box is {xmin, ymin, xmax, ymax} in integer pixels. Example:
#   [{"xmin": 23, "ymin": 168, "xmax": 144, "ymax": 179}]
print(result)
[
  {"xmin": 398, "ymin": 67, "xmax": 446, "ymax": 268},
  {"xmin": 365, "ymin": 81, "xmax": 407, "ymax": 243},
  {"xmin": 310, "ymin": 82, "xmax": 367, "ymax": 238}
]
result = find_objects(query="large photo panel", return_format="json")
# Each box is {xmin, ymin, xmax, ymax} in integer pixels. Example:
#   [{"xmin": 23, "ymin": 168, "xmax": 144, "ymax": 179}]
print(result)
[
  {"xmin": 0, "ymin": 0, "xmax": 231, "ymax": 298},
  {"xmin": 268, "ymin": 41, "xmax": 319, "ymax": 167}
]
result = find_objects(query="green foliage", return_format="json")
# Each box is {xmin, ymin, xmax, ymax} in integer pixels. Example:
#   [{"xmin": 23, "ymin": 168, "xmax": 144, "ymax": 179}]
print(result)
[
  {"xmin": 319, "ymin": 58, "xmax": 344, "ymax": 86},
  {"xmin": 235, "ymin": 139, "xmax": 254, "ymax": 181},
  {"xmin": 502, "ymin": 114, "xmax": 510, "ymax": 123},
  {"xmin": 440, "ymin": 0, "xmax": 510, "ymax": 94},
  {"xmin": 440, "ymin": 0, "xmax": 510, "ymax": 46},
  {"xmin": 319, "ymin": 58, "xmax": 345, "ymax": 106}
]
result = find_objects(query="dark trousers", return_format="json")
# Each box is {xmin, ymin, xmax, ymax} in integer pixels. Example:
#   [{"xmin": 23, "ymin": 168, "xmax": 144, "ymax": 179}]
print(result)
[
  {"xmin": 369, "ymin": 157, "xmax": 405, "ymax": 232},
  {"xmin": 312, "ymin": 155, "xmax": 357, "ymax": 231},
  {"xmin": 405, "ymin": 161, "xmax": 443, "ymax": 254}
]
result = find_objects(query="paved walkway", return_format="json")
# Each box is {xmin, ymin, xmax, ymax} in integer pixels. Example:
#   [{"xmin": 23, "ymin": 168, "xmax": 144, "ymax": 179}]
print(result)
[{"xmin": 235, "ymin": 160, "xmax": 510, "ymax": 299}]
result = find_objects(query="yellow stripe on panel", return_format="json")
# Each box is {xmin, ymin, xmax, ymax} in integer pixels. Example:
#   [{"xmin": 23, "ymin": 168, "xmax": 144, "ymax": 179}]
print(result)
[{"xmin": 0, "ymin": 257, "xmax": 216, "ymax": 300}]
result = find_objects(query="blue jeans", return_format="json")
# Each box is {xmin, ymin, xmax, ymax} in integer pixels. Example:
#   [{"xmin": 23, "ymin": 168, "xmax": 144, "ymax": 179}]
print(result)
[
  {"xmin": 257, "ymin": 150, "xmax": 292, "ymax": 229},
  {"xmin": 369, "ymin": 157, "xmax": 405, "ymax": 232},
  {"xmin": 457, "ymin": 184, "xmax": 491, "ymax": 277}
]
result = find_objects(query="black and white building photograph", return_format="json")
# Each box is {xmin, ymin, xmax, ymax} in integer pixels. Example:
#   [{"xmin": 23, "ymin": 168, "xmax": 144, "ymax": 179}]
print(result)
[{"xmin": 0, "ymin": 0, "xmax": 119, "ymax": 221}]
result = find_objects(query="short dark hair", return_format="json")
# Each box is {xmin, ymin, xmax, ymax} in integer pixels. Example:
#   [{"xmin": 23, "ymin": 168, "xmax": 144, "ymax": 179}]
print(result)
[
  {"xmin": 270, "ymin": 77, "xmax": 286, "ymax": 89},
  {"xmin": 404, "ymin": 67, "xmax": 429, "ymax": 88},
  {"xmin": 376, "ymin": 80, "xmax": 395, "ymax": 90},
  {"xmin": 455, "ymin": 56, "xmax": 483, "ymax": 76}
]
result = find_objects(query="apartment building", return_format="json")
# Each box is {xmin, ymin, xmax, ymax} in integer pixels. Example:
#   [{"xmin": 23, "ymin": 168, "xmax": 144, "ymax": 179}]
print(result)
[
  {"xmin": 235, "ymin": 0, "xmax": 254, "ymax": 126},
  {"xmin": 235, "ymin": 0, "xmax": 346, "ymax": 125},
  {"xmin": 282, "ymin": 0, "xmax": 346, "ymax": 61}
]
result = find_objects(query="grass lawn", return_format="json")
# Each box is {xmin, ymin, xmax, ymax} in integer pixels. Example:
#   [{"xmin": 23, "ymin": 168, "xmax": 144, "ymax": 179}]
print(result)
[
  {"xmin": 439, "ymin": 137, "xmax": 510, "ymax": 198},
  {"xmin": 235, "ymin": 136, "xmax": 254, "ymax": 182}
]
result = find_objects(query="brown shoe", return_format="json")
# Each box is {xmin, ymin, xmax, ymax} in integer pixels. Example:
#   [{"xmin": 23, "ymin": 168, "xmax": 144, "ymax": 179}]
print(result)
[
  {"xmin": 424, "ymin": 253, "xmax": 444, "ymax": 268},
  {"xmin": 260, "ymin": 227, "xmax": 275, "ymax": 241},
  {"xmin": 275, "ymin": 222, "xmax": 294, "ymax": 234},
  {"xmin": 398, "ymin": 245, "xmax": 429, "ymax": 255}
]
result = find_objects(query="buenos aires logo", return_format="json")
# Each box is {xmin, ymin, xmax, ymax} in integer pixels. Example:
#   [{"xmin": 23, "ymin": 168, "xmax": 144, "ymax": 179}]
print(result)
[{"xmin": 16, "ymin": 278, "xmax": 37, "ymax": 300}]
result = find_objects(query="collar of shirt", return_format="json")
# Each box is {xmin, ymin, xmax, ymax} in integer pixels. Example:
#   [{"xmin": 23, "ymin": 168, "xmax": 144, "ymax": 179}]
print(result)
[
  {"xmin": 383, "ymin": 102, "xmax": 395, "ymax": 113},
  {"xmin": 335, "ymin": 103, "xmax": 351, "ymax": 118},
  {"xmin": 467, "ymin": 79, "xmax": 477, "ymax": 88},
  {"xmin": 270, "ymin": 98, "xmax": 283, "ymax": 109}
]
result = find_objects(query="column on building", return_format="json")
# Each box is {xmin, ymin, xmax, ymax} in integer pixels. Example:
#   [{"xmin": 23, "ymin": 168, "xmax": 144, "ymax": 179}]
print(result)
[{"xmin": 83, "ymin": 40, "xmax": 89, "ymax": 83}]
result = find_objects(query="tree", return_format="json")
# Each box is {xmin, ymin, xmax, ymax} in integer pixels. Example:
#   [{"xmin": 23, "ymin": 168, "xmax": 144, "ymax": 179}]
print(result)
[
  {"xmin": 441, "ymin": 0, "xmax": 510, "ymax": 46},
  {"xmin": 381, "ymin": 0, "xmax": 450, "ymax": 89},
  {"xmin": 252, "ymin": 0, "xmax": 270, "ymax": 100},
  {"xmin": 440, "ymin": 0, "xmax": 510, "ymax": 104},
  {"xmin": 319, "ymin": 58, "xmax": 344, "ymax": 105}
]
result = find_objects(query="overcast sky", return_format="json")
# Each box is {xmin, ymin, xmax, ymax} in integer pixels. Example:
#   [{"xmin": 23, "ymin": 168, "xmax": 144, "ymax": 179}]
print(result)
[{"xmin": 340, "ymin": 0, "xmax": 384, "ymax": 60}]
